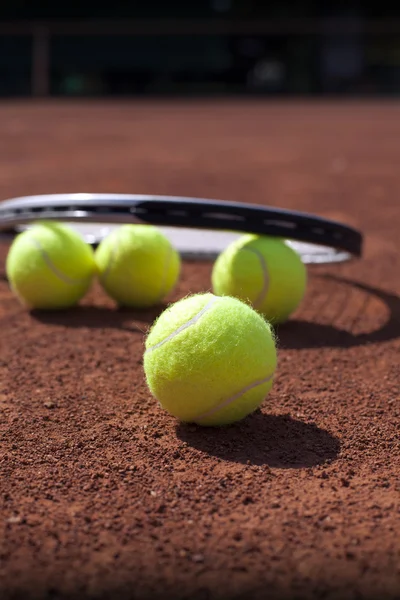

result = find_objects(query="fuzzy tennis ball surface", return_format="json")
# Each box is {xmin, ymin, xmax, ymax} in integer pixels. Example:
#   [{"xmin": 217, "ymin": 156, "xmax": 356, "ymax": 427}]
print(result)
[
  {"xmin": 95, "ymin": 225, "xmax": 181, "ymax": 308},
  {"xmin": 144, "ymin": 293, "xmax": 277, "ymax": 426},
  {"xmin": 6, "ymin": 222, "xmax": 96, "ymax": 310},
  {"xmin": 212, "ymin": 235, "xmax": 307, "ymax": 324}
]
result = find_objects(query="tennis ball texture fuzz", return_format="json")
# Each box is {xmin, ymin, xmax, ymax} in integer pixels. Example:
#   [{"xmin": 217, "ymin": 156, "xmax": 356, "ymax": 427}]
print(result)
[
  {"xmin": 95, "ymin": 225, "xmax": 180, "ymax": 308},
  {"xmin": 144, "ymin": 293, "xmax": 277, "ymax": 426},
  {"xmin": 6, "ymin": 222, "xmax": 96, "ymax": 309},
  {"xmin": 212, "ymin": 235, "xmax": 307, "ymax": 324}
]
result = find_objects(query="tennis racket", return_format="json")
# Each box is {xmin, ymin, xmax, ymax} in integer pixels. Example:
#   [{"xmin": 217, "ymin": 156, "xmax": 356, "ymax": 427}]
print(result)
[{"xmin": 0, "ymin": 193, "xmax": 363, "ymax": 264}]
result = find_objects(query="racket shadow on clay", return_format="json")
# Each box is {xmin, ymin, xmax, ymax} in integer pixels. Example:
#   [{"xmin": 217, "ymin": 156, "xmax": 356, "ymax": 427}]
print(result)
[
  {"xmin": 276, "ymin": 274, "xmax": 400, "ymax": 350},
  {"xmin": 176, "ymin": 411, "xmax": 340, "ymax": 469}
]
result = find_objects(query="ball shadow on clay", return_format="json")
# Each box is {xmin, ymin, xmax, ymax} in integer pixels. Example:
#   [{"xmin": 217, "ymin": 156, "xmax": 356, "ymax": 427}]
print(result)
[
  {"xmin": 30, "ymin": 304, "xmax": 166, "ymax": 331},
  {"xmin": 176, "ymin": 411, "xmax": 340, "ymax": 469}
]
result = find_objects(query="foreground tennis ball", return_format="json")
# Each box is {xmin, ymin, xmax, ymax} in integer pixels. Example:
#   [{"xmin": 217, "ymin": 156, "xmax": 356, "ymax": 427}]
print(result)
[
  {"xmin": 212, "ymin": 235, "xmax": 307, "ymax": 324},
  {"xmin": 95, "ymin": 225, "xmax": 180, "ymax": 308},
  {"xmin": 144, "ymin": 293, "xmax": 277, "ymax": 426},
  {"xmin": 6, "ymin": 222, "xmax": 96, "ymax": 309}
]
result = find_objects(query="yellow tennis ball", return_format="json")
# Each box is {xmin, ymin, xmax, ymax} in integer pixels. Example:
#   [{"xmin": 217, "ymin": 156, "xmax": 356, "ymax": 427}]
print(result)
[
  {"xmin": 144, "ymin": 293, "xmax": 277, "ymax": 426},
  {"xmin": 6, "ymin": 222, "xmax": 96, "ymax": 310},
  {"xmin": 212, "ymin": 235, "xmax": 307, "ymax": 324},
  {"xmin": 95, "ymin": 224, "xmax": 181, "ymax": 308}
]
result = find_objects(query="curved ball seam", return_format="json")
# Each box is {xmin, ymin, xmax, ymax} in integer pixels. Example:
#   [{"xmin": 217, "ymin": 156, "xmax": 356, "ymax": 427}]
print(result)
[
  {"xmin": 28, "ymin": 237, "xmax": 91, "ymax": 286},
  {"xmin": 146, "ymin": 295, "xmax": 221, "ymax": 352},
  {"xmin": 194, "ymin": 371, "xmax": 275, "ymax": 423},
  {"xmin": 242, "ymin": 246, "xmax": 269, "ymax": 309}
]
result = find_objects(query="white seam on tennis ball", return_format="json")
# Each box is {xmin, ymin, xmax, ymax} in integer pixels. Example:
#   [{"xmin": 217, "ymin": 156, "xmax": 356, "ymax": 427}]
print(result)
[
  {"xmin": 29, "ymin": 237, "xmax": 89, "ymax": 285},
  {"xmin": 146, "ymin": 295, "xmax": 221, "ymax": 352},
  {"xmin": 243, "ymin": 247, "xmax": 269, "ymax": 309},
  {"xmin": 194, "ymin": 372, "xmax": 274, "ymax": 423}
]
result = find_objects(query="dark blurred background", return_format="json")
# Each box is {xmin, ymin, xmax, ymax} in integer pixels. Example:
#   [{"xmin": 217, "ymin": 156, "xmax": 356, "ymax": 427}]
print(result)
[{"xmin": 1, "ymin": 1, "xmax": 400, "ymax": 98}]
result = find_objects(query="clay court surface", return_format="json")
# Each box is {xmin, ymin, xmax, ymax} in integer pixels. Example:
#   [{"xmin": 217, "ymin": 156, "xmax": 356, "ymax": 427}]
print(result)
[{"xmin": 0, "ymin": 100, "xmax": 399, "ymax": 600}]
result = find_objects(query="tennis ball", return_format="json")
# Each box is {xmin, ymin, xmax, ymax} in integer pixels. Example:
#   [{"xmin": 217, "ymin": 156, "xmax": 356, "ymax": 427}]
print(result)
[
  {"xmin": 144, "ymin": 293, "xmax": 277, "ymax": 426},
  {"xmin": 212, "ymin": 235, "xmax": 307, "ymax": 324},
  {"xmin": 6, "ymin": 222, "xmax": 96, "ymax": 310},
  {"xmin": 95, "ymin": 224, "xmax": 180, "ymax": 308}
]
